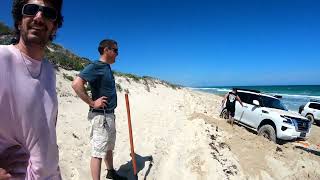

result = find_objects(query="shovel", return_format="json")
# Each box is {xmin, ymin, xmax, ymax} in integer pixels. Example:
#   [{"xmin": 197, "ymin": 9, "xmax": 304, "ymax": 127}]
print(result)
[{"xmin": 125, "ymin": 93, "xmax": 138, "ymax": 180}]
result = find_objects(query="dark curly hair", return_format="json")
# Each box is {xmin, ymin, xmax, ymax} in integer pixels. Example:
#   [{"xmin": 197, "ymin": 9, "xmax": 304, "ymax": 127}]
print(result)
[{"xmin": 11, "ymin": 0, "xmax": 64, "ymax": 42}]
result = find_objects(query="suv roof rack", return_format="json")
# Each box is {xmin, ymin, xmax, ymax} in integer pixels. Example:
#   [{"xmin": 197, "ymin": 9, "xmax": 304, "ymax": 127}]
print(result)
[
  {"xmin": 234, "ymin": 88, "xmax": 260, "ymax": 93},
  {"xmin": 310, "ymin": 99, "xmax": 320, "ymax": 103}
]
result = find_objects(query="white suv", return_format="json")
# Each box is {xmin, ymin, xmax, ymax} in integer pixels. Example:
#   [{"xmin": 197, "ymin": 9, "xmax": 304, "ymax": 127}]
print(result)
[
  {"xmin": 221, "ymin": 89, "xmax": 311, "ymax": 143},
  {"xmin": 299, "ymin": 100, "xmax": 320, "ymax": 124}
]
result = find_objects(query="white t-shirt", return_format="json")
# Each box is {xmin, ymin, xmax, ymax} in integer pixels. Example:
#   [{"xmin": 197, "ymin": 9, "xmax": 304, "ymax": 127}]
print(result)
[
  {"xmin": 0, "ymin": 45, "xmax": 61, "ymax": 179},
  {"xmin": 228, "ymin": 94, "xmax": 236, "ymax": 102}
]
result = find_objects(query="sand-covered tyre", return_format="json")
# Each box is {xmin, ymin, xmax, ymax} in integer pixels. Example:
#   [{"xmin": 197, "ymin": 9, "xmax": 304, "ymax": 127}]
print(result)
[
  {"xmin": 258, "ymin": 124, "xmax": 276, "ymax": 143},
  {"xmin": 221, "ymin": 108, "xmax": 229, "ymax": 119},
  {"xmin": 306, "ymin": 114, "xmax": 314, "ymax": 124}
]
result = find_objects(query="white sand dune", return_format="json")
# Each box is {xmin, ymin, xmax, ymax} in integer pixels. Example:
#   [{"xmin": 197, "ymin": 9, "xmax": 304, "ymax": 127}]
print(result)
[{"xmin": 56, "ymin": 69, "xmax": 320, "ymax": 180}]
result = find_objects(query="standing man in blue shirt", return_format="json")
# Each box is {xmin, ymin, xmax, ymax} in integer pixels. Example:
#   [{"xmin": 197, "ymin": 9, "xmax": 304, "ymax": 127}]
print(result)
[{"xmin": 72, "ymin": 39, "xmax": 126, "ymax": 180}]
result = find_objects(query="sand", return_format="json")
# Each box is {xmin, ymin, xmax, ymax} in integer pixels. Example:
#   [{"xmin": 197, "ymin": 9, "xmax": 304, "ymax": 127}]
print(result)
[{"xmin": 56, "ymin": 69, "xmax": 320, "ymax": 180}]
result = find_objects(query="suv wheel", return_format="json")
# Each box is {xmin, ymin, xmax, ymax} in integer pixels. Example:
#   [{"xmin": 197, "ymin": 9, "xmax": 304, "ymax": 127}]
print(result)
[
  {"xmin": 220, "ymin": 108, "xmax": 229, "ymax": 119},
  {"xmin": 306, "ymin": 114, "xmax": 314, "ymax": 124},
  {"xmin": 258, "ymin": 124, "xmax": 276, "ymax": 142}
]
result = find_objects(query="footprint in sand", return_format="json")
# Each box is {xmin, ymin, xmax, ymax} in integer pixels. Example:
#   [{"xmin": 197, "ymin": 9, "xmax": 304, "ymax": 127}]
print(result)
[{"xmin": 69, "ymin": 167, "xmax": 79, "ymax": 180}]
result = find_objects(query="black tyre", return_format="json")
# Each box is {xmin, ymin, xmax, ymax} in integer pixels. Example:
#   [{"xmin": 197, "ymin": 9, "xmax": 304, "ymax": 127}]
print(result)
[
  {"xmin": 220, "ymin": 108, "xmax": 229, "ymax": 119},
  {"xmin": 258, "ymin": 124, "xmax": 276, "ymax": 143},
  {"xmin": 306, "ymin": 114, "xmax": 314, "ymax": 124}
]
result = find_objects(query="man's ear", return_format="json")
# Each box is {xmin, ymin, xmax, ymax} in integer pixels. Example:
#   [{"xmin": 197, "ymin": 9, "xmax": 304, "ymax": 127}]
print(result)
[{"xmin": 103, "ymin": 47, "xmax": 109, "ymax": 53}]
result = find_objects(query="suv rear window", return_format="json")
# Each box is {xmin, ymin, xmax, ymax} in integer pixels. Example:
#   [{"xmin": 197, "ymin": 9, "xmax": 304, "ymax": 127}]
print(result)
[
  {"xmin": 237, "ymin": 92, "xmax": 260, "ymax": 105},
  {"xmin": 237, "ymin": 92, "xmax": 249, "ymax": 104},
  {"xmin": 309, "ymin": 103, "xmax": 320, "ymax": 110}
]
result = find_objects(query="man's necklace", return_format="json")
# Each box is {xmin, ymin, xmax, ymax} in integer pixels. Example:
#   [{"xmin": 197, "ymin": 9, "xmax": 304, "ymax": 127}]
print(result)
[{"xmin": 16, "ymin": 46, "xmax": 43, "ymax": 79}]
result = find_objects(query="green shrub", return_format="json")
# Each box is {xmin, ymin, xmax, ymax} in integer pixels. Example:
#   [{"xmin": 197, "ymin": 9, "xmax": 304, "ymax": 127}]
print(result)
[
  {"xmin": 63, "ymin": 73, "xmax": 74, "ymax": 81},
  {"xmin": 160, "ymin": 80, "xmax": 182, "ymax": 90},
  {"xmin": 116, "ymin": 83, "xmax": 123, "ymax": 92},
  {"xmin": 113, "ymin": 71, "xmax": 140, "ymax": 82},
  {"xmin": 0, "ymin": 22, "xmax": 13, "ymax": 35}
]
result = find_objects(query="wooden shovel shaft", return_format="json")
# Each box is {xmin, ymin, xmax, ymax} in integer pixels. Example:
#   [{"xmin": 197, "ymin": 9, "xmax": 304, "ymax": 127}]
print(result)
[{"xmin": 125, "ymin": 93, "xmax": 137, "ymax": 176}]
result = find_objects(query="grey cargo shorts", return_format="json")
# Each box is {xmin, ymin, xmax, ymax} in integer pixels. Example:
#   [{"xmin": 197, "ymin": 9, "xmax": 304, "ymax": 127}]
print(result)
[{"xmin": 88, "ymin": 112, "xmax": 116, "ymax": 158}]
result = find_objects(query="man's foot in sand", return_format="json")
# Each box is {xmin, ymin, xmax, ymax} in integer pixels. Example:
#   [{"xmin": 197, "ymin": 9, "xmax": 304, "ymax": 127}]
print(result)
[
  {"xmin": 231, "ymin": 119, "xmax": 234, "ymax": 126},
  {"xmin": 106, "ymin": 169, "xmax": 127, "ymax": 180}
]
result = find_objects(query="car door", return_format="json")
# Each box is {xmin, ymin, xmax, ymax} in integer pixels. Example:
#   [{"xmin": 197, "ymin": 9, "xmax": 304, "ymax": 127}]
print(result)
[{"xmin": 241, "ymin": 94, "xmax": 262, "ymax": 128}]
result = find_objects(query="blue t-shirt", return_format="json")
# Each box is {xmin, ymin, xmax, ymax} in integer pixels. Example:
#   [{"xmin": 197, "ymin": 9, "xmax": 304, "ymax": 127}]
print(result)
[{"xmin": 79, "ymin": 61, "xmax": 117, "ymax": 111}]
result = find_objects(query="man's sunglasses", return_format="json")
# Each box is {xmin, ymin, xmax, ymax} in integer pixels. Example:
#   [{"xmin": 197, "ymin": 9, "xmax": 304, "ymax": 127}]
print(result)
[
  {"xmin": 22, "ymin": 4, "xmax": 57, "ymax": 21},
  {"xmin": 109, "ymin": 48, "xmax": 118, "ymax": 54}
]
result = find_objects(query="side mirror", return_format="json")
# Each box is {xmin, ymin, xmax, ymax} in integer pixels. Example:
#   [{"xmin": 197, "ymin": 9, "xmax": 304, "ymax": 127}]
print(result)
[{"xmin": 253, "ymin": 100, "xmax": 260, "ymax": 106}]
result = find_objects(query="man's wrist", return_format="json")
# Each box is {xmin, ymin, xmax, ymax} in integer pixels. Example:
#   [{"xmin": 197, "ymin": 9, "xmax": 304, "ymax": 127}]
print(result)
[{"xmin": 89, "ymin": 100, "xmax": 94, "ymax": 107}]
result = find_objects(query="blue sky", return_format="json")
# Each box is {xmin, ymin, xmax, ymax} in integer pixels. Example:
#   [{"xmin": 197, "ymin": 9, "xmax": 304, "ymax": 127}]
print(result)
[{"xmin": 1, "ymin": 0, "xmax": 320, "ymax": 87}]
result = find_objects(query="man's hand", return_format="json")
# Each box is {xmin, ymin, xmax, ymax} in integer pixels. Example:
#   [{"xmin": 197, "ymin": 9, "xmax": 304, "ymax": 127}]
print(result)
[
  {"xmin": 92, "ymin": 96, "xmax": 108, "ymax": 109},
  {"xmin": 0, "ymin": 145, "xmax": 29, "ymax": 178},
  {"xmin": 72, "ymin": 77, "xmax": 108, "ymax": 108},
  {"xmin": 0, "ymin": 168, "xmax": 11, "ymax": 180}
]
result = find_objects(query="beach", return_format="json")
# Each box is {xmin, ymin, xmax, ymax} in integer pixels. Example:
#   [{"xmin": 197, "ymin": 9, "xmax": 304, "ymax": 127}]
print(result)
[{"xmin": 56, "ymin": 69, "xmax": 320, "ymax": 180}]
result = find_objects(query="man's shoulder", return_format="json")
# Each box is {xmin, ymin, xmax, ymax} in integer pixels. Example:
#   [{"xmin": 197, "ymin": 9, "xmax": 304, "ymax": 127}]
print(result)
[
  {"xmin": 78, "ymin": 62, "xmax": 99, "ymax": 81},
  {"xmin": 81, "ymin": 62, "xmax": 96, "ymax": 73},
  {"xmin": 0, "ymin": 45, "xmax": 16, "ymax": 65},
  {"xmin": 0, "ymin": 45, "xmax": 14, "ymax": 56},
  {"xmin": 91, "ymin": 61, "xmax": 109, "ymax": 68},
  {"xmin": 0, "ymin": 44, "xmax": 11, "ymax": 49},
  {"xmin": 83, "ymin": 61, "xmax": 109, "ymax": 72}
]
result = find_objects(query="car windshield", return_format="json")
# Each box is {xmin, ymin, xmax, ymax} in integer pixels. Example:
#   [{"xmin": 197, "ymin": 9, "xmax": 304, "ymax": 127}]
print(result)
[{"xmin": 260, "ymin": 96, "xmax": 288, "ymax": 111}]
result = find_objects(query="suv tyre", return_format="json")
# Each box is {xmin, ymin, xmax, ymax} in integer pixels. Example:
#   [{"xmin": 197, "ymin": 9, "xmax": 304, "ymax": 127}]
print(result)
[
  {"xmin": 306, "ymin": 114, "xmax": 314, "ymax": 124},
  {"xmin": 258, "ymin": 124, "xmax": 276, "ymax": 142},
  {"xmin": 221, "ymin": 108, "xmax": 229, "ymax": 119}
]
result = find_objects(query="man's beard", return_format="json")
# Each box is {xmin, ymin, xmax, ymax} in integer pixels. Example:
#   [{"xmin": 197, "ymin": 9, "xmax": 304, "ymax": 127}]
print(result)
[{"xmin": 20, "ymin": 23, "xmax": 52, "ymax": 48}]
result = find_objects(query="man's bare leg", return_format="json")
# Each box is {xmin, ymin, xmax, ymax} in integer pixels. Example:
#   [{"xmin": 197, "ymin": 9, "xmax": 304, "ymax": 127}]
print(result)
[
  {"xmin": 227, "ymin": 112, "xmax": 231, "ymax": 124},
  {"xmin": 91, "ymin": 157, "xmax": 102, "ymax": 180},
  {"xmin": 104, "ymin": 150, "xmax": 114, "ymax": 170},
  {"xmin": 231, "ymin": 117, "xmax": 234, "ymax": 126}
]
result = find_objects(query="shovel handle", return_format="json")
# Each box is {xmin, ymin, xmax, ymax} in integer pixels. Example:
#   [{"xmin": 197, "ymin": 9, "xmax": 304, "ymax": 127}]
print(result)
[{"xmin": 125, "ymin": 93, "xmax": 138, "ymax": 176}]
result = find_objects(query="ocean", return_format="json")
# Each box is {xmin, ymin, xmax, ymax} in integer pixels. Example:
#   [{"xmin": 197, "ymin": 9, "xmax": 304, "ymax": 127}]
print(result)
[{"xmin": 192, "ymin": 85, "xmax": 320, "ymax": 112}]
